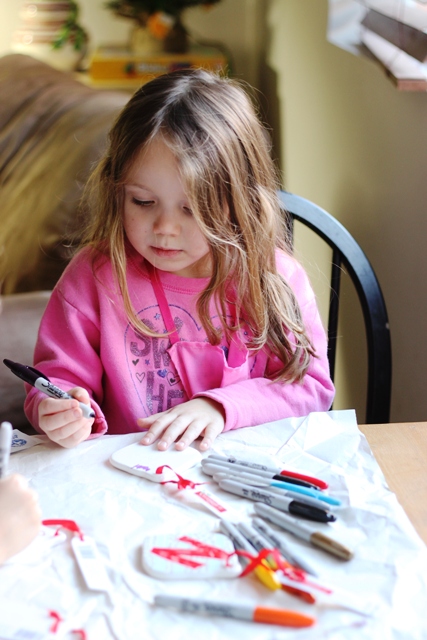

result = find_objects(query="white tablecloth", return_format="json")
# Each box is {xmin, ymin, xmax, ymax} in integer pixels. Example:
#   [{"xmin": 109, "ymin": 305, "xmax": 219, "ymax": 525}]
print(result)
[{"xmin": 2, "ymin": 410, "xmax": 427, "ymax": 639}]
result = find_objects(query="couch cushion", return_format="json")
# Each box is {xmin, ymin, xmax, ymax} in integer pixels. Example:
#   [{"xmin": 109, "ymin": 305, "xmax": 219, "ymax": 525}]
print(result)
[
  {"xmin": 0, "ymin": 54, "xmax": 129, "ymax": 294},
  {"xmin": 0, "ymin": 291, "xmax": 51, "ymax": 431}
]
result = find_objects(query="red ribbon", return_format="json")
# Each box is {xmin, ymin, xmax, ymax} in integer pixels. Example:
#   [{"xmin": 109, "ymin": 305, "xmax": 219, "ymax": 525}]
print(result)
[
  {"xmin": 236, "ymin": 547, "xmax": 282, "ymax": 577},
  {"xmin": 42, "ymin": 519, "xmax": 84, "ymax": 541},
  {"xmin": 48, "ymin": 610, "xmax": 63, "ymax": 633},
  {"xmin": 179, "ymin": 536, "xmax": 234, "ymax": 563},
  {"xmin": 156, "ymin": 465, "xmax": 207, "ymax": 490},
  {"xmin": 151, "ymin": 535, "xmax": 236, "ymax": 568},
  {"xmin": 236, "ymin": 547, "xmax": 331, "ymax": 597},
  {"xmin": 48, "ymin": 610, "xmax": 87, "ymax": 638},
  {"xmin": 149, "ymin": 537, "xmax": 322, "ymax": 595}
]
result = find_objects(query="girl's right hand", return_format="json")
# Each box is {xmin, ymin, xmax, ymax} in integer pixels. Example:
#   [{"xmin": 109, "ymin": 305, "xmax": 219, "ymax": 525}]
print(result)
[
  {"xmin": 0, "ymin": 474, "xmax": 42, "ymax": 564},
  {"xmin": 38, "ymin": 387, "xmax": 94, "ymax": 448}
]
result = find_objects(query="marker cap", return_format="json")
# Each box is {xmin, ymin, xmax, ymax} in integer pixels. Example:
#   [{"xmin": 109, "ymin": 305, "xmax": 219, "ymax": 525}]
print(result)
[
  {"xmin": 311, "ymin": 531, "xmax": 354, "ymax": 561},
  {"xmin": 253, "ymin": 606, "xmax": 315, "ymax": 627}
]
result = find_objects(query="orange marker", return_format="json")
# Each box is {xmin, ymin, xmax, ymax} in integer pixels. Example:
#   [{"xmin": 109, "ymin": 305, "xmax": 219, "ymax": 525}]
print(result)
[{"xmin": 153, "ymin": 594, "xmax": 316, "ymax": 627}]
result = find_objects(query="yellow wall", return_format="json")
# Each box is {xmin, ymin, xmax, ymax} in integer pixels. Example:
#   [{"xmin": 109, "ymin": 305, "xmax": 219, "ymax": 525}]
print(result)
[{"xmin": 266, "ymin": 0, "xmax": 427, "ymax": 422}]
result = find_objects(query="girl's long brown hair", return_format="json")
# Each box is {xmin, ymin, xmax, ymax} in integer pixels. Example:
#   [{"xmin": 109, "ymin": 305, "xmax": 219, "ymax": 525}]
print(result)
[{"xmin": 81, "ymin": 69, "xmax": 316, "ymax": 382}]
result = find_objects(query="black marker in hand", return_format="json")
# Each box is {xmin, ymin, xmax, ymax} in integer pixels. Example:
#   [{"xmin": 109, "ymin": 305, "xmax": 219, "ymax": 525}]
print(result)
[{"xmin": 3, "ymin": 359, "xmax": 95, "ymax": 419}]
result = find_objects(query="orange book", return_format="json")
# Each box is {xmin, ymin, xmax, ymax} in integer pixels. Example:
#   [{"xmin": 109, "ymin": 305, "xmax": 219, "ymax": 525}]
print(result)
[{"xmin": 89, "ymin": 45, "xmax": 228, "ymax": 86}]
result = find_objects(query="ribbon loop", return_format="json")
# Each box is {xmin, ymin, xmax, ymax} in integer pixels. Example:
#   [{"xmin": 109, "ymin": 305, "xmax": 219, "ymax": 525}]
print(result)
[
  {"xmin": 42, "ymin": 519, "xmax": 84, "ymax": 541},
  {"xmin": 156, "ymin": 465, "xmax": 206, "ymax": 490}
]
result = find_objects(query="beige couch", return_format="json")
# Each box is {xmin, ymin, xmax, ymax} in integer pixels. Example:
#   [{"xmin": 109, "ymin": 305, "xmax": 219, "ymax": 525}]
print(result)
[
  {"xmin": 0, "ymin": 291, "xmax": 50, "ymax": 432},
  {"xmin": 0, "ymin": 54, "xmax": 129, "ymax": 431}
]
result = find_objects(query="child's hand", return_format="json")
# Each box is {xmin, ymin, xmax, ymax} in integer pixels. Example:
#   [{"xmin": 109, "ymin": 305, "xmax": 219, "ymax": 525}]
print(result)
[
  {"xmin": 0, "ymin": 474, "xmax": 42, "ymax": 564},
  {"xmin": 38, "ymin": 387, "xmax": 94, "ymax": 448},
  {"xmin": 138, "ymin": 398, "xmax": 225, "ymax": 451}
]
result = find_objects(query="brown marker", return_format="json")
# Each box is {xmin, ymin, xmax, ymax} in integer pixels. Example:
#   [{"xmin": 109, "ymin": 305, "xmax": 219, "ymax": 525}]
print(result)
[{"xmin": 254, "ymin": 503, "xmax": 354, "ymax": 561}]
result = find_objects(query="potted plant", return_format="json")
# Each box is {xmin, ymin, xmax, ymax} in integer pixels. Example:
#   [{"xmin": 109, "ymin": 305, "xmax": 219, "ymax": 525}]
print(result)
[
  {"xmin": 12, "ymin": 1, "xmax": 88, "ymax": 71},
  {"xmin": 104, "ymin": 1, "xmax": 221, "ymax": 54},
  {"xmin": 51, "ymin": 1, "xmax": 87, "ymax": 53}
]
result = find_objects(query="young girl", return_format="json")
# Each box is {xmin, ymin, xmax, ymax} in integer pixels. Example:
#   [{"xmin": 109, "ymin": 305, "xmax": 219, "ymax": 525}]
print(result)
[{"xmin": 24, "ymin": 69, "xmax": 334, "ymax": 451}]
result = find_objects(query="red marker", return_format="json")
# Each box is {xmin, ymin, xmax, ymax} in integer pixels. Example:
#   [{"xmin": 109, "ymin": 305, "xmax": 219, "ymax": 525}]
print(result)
[
  {"xmin": 278, "ymin": 469, "xmax": 328, "ymax": 490},
  {"xmin": 206, "ymin": 454, "xmax": 328, "ymax": 490}
]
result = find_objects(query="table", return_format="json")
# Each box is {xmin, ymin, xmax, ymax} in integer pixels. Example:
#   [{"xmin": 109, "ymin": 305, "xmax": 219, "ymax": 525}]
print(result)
[
  {"xmin": 2, "ymin": 411, "xmax": 427, "ymax": 639},
  {"xmin": 359, "ymin": 421, "xmax": 427, "ymax": 546}
]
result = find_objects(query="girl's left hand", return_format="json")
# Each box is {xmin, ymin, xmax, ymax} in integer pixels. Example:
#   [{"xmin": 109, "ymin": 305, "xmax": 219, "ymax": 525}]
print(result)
[{"xmin": 137, "ymin": 398, "xmax": 225, "ymax": 451}]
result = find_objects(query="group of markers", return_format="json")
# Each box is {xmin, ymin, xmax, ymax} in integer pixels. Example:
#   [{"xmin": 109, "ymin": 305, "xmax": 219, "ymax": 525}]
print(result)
[
  {"xmin": 155, "ymin": 453, "xmax": 354, "ymax": 629},
  {"xmin": 202, "ymin": 453, "xmax": 353, "ymax": 562}
]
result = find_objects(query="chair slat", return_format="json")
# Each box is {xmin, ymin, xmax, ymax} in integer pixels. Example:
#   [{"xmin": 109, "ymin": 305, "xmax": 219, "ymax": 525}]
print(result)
[
  {"xmin": 327, "ymin": 251, "xmax": 342, "ymax": 383},
  {"xmin": 278, "ymin": 190, "xmax": 391, "ymax": 424}
]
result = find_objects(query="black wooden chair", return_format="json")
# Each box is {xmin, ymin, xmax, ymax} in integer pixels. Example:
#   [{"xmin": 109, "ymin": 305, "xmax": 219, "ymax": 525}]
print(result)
[{"xmin": 278, "ymin": 190, "xmax": 392, "ymax": 424}]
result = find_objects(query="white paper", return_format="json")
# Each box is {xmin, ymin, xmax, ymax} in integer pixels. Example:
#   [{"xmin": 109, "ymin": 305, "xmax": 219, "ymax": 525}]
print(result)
[
  {"xmin": 10, "ymin": 429, "xmax": 46, "ymax": 453},
  {"xmin": 0, "ymin": 600, "xmax": 57, "ymax": 640}
]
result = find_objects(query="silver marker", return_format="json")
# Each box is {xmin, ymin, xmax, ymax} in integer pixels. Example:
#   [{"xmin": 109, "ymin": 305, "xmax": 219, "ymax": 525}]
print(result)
[
  {"xmin": 252, "ymin": 517, "xmax": 318, "ymax": 576},
  {"xmin": 212, "ymin": 470, "xmax": 332, "ymax": 511},
  {"xmin": 0, "ymin": 421, "xmax": 12, "ymax": 478}
]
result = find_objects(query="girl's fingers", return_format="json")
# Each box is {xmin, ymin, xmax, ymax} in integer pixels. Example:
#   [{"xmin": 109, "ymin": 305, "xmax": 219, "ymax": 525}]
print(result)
[
  {"xmin": 51, "ymin": 420, "xmax": 93, "ymax": 448},
  {"xmin": 50, "ymin": 419, "xmax": 84, "ymax": 440},
  {"xmin": 57, "ymin": 428, "xmax": 92, "ymax": 449},
  {"xmin": 198, "ymin": 422, "xmax": 224, "ymax": 451},
  {"xmin": 39, "ymin": 398, "xmax": 79, "ymax": 419},
  {"xmin": 139, "ymin": 413, "xmax": 187, "ymax": 446},
  {"xmin": 37, "ymin": 389, "xmax": 93, "ymax": 449},
  {"xmin": 68, "ymin": 386, "xmax": 91, "ymax": 405},
  {"xmin": 137, "ymin": 413, "xmax": 162, "ymax": 438},
  {"xmin": 41, "ymin": 407, "xmax": 82, "ymax": 433},
  {"xmin": 157, "ymin": 418, "xmax": 215, "ymax": 451},
  {"xmin": 173, "ymin": 420, "xmax": 209, "ymax": 450},
  {"xmin": 138, "ymin": 399, "xmax": 225, "ymax": 450}
]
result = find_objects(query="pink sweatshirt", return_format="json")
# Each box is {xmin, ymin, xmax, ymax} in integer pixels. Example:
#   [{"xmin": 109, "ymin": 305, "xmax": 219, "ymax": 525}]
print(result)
[{"xmin": 25, "ymin": 246, "xmax": 335, "ymax": 436}]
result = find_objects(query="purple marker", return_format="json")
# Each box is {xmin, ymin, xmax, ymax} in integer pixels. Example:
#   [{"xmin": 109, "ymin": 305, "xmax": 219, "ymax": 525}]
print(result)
[{"xmin": 3, "ymin": 359, "xmax": 95, "ymax": 420}]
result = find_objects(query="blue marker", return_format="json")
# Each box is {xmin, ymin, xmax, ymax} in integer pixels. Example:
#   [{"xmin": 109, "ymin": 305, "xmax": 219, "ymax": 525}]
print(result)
[
  {"xmin": 203, "ymin": 460, "xmax": 341, "ymax": 507},
  {"xmin": 255, "ymin": 478, "xmax": 341, "ymax": 507}
]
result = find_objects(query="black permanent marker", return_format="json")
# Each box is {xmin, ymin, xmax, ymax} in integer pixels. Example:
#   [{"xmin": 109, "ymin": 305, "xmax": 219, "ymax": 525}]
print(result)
[
  {"xmin": 217, "ymin": 478, "xmax": 336, "ymax": 523},
  {"xmin": 3, "ymin": 359, "xmax": 95, "ymax": 419}
]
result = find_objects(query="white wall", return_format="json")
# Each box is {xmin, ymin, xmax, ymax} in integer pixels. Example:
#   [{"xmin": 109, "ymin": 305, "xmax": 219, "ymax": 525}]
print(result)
[{"xmin": 0, "ymin": 0, "xmax": 264, "ymax": 86}]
